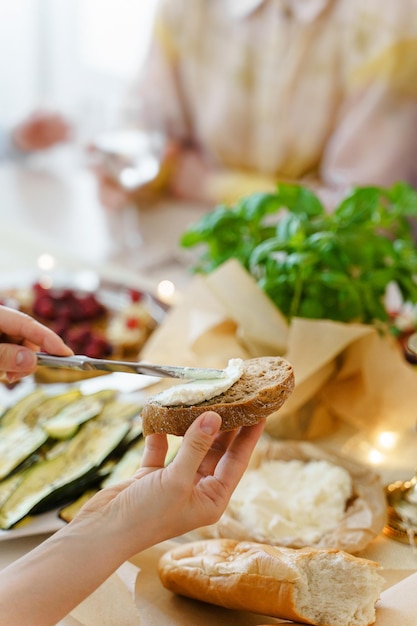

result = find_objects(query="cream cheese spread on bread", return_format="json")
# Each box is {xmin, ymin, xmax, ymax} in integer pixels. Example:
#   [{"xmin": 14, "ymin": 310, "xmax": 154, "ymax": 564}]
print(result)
[
  {"xmin": 229, "ymin": 459, "xmax": 353, "ymax": 544},
  {"xmin": 153, "ymin": 358, "xmax": 244, "ymax": 407}
]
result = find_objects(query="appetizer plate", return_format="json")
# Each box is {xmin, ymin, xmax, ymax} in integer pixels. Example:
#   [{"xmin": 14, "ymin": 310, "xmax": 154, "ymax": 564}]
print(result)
[
  {"xmin": 0, "ymin": 269, "xmax": 168, "ymax": 540},
  {"xmin": 0, "ymin": 268, "xmax": 167, "ymax": 367},
  {"xmin": 0, "ymin": 373, "xmax": 157, "ymax": 541}
]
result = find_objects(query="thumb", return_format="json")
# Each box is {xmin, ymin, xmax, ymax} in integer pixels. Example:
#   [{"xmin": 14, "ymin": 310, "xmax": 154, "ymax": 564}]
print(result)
[
  {"xmin": 173, "ymin": 412, "xmax": 222, "ymax": 474},
  {"xmin": 0, "ymin": 345, "xmax": 37, "ymax": 374}
]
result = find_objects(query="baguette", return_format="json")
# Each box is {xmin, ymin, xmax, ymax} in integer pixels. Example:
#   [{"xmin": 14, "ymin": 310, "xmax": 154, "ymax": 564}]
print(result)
[
  {"xmin": 158, "ymin": 539, "xmax": 384, "ymax": 626},
  {"xmin": 141, "ymin": 356, "xmax": 294, "ymax": 436}
]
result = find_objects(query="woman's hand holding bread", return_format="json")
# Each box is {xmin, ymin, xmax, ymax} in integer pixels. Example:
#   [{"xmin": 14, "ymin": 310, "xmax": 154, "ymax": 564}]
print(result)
[
  {"xmin": 76, "ymin": 411, "xmax": 266, "ymax": 548},
  {"xmin": 0, "ymin": 412, "xmax": 266, "ymax": 625}
]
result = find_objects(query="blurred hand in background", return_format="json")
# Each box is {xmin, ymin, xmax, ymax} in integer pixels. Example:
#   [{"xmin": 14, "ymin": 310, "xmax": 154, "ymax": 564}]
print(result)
[{"xmin": 11, "ymin": 110, "xmax": 72, "ymax": 153}]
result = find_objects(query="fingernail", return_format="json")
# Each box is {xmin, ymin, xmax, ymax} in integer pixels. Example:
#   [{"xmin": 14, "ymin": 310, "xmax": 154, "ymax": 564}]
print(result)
[
  {"xmin": 16, "ymin": 349, "xmax": 34, "ymax": 368},
  {"xmin": 200, "ymin": 413, "xmax": 220, "ymax": 435}
]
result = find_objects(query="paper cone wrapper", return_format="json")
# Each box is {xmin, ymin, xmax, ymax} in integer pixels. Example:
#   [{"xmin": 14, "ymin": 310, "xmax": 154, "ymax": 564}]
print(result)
[{"xmin": 141, "ymin": 260, "xmax": 417, "ymax": 439}]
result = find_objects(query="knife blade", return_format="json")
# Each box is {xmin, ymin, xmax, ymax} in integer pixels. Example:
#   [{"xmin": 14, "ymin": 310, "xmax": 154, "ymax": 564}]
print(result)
[{"xmin": 36, "ymin": 353, "xmax": 227, "ymax": 380}]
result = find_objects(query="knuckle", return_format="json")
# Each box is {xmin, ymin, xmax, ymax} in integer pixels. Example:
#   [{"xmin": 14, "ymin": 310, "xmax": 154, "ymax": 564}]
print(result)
[{"xmin": 188, "ymin": 433, "xmax": 211, "ymax": 457}]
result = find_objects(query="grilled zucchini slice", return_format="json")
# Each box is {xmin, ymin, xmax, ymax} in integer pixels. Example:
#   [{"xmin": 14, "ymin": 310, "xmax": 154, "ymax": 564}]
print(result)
[
  {"xmin": 0, "ymin": 424, "xmax": 48, "ymax": 481},
  {"xmin": 0, "ymin": 389, "xmax": 47, "ymax": 427},
  {"xmin": 43, "ymin": 390, "xmax": 117, "ymax": 440},
  {"xmin": 0, "ymin": 401, "xmax": 136, "ymax": 529}
]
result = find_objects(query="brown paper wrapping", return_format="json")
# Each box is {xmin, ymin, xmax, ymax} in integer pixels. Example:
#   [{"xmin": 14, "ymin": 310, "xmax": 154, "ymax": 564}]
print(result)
[{"xmin": 141, "ymin": 259, "xmax": 417, "ymax": 440}]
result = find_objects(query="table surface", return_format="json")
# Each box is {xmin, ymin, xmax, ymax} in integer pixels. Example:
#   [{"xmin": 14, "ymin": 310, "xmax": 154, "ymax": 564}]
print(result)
[
  {"xmin": 0, "ymin": 148, "xmax": 207, "ymax": 291},
  {"xmin": 0, "ymin": 150, "xmax": 416, "ymax": 624}
]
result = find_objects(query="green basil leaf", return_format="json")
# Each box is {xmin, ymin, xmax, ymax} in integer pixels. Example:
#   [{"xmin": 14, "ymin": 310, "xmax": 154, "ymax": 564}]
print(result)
[
  {"xmin": 387, "ymin": 182, "xmax": 417, "ymax": 215},
  {"xmin": 275, "ymin": 183, "xmax": 324, "ymax": 217},
  {"xmin": 334, "ymin": 187, "xmax": 381, "ymax": 225},
  {"xmin": 237, "ymin": 192, "xmax": 281, "ymax": 222}
]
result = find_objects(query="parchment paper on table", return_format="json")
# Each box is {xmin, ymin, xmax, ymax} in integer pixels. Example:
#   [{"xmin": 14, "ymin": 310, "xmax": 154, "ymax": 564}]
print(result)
[{"xmin": 140, "ymin": 259, "xmax": 417, "ymax": 440}]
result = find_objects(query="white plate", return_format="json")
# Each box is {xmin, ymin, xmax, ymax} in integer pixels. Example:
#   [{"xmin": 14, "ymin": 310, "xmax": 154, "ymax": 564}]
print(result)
[
  {"xmin": 0, "ymin": 267, "xmax": 167, "ymax": 324},
  {"xmin": 0, "ymin": 268, "xmax": 167, "ymax": 540},
  {"xmin": 0, "ymin": 373, "xmax": 158, "ymax": 541},
  {"xmin": 0, "ymin": 509, "xmax": 67, "ymax": 541}
]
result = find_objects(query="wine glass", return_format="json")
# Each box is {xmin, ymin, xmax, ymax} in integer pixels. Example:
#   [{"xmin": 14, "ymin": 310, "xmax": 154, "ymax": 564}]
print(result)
[
  {"xmin": 91, "ymin": 127, "xmax": 164, "ymax": 192},
  {"xmin": 83, "ymin": 95, "xmax": 171, "ymax": 271}
]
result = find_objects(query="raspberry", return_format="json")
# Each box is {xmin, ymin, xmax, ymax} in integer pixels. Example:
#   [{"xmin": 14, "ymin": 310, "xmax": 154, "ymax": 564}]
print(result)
[
  {"xmin": 66, "ymin": 325, "xmax": 93, "ymax": 346},
  {"xmin": 33, "ymin": 296, "xmax": 56, "ymax": 320},
  {"xmin": 84, "ymin": 335, "xmax": 113, "ymax": 358},
  {"xmin": 49, "ymin": 321, "xmax": 68, "ymax": 339},
  {"xmin": 80, "ymin": 294, "xmax": 105, "ymax": 319},
  {"xmin": 33, "ymin": 282, "xmax": 48, "ymax": 295}
]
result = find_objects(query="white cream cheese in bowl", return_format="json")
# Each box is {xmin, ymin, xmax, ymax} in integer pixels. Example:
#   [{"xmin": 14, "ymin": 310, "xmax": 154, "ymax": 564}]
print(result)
[
  {"xmin": 154, "ymin": 358, "xmax": 244, "ymax": 407},
  {"xmin": 229, "ymin": 459, "xmax": 353, "ymax": 544}
]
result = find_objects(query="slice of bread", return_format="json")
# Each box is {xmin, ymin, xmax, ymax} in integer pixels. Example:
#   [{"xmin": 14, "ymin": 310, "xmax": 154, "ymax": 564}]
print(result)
[
  {"xmin": 141, "ymin": 356, "xmax": 294, "ymax": 436},
  {"xmin": 158, "ymin": 539, "xmax": 384, "ymax": 626}
]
